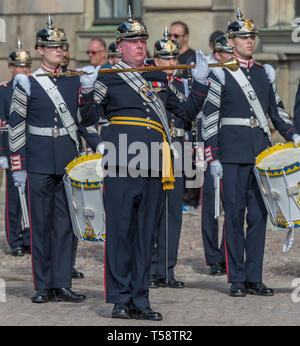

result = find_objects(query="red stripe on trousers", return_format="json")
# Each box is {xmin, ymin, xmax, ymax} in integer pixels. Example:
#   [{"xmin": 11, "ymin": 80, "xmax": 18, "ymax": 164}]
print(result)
[
  {"xmin": 220, "ymin": 180, "xmax": 230, "ymax": 282},
  {"xmin": 26, "ymin": 175, "xmax": 36, "ymax": 289}
]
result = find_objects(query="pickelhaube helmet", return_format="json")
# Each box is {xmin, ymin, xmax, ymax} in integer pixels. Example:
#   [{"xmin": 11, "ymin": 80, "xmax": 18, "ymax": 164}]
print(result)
[
  {"xmin": 227, "ymin": 8, "xmax": 258, "ymax": 38},
  {"xmin": 154, "ymin": 27, "xmax": 180, "ymax": 58},
  {"xmin": 35, "ymin": 14, "xmax": 69, "ymax": 49},
  {"xmin": 115, "ymin": 6, "xmax": 149, "ymax": 43},
  {"xmin": 214, "ymin": 35, "xmax": 233, "ymax": 54},
  {"xmin": 107, "ymin": 42, "xmax": 122, "ymax": 58},
  {"xmin": 8, "ymin": 39, "xmax": 32, "ymax": 66}
]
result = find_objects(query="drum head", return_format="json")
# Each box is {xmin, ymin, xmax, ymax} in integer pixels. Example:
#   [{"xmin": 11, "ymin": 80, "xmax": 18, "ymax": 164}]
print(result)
[
  {"xmin": 256, "ymin": 142, "xmax": 300, "ymax": 176},
  {"xmin": 66, "ymin": 154, "xmax": 103, "ymax": 188}
]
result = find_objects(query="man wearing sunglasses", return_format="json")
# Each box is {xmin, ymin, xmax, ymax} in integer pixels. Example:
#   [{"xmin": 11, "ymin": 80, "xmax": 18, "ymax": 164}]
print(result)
[
  {"xmin": 86, "ymin": 38, "xmax": 109, "ymax": 68},
  {"xmin": 169, "ymin": 21, "xmax": 196, "ymax": 79}
]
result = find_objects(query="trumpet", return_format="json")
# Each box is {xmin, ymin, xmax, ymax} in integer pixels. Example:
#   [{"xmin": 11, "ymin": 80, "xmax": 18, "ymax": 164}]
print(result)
[{"xmin": 35, "ymin": 57, "xmax": 240, "ymax": 78}]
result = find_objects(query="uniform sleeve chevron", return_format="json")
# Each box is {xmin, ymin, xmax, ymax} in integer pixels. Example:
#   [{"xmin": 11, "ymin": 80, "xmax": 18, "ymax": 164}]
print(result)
[
  {"xmin": 9, "ymin": 121, "xmax": 26, "ymax": 152},
  {"xmin": 94, "ymin": 80, "xmax": 108, "ymax": 104},
  {"xmin": 10, "ymin": 86, "xmax": 27, "ymax": 118},
  {"xmin": 201, "ymin": 74, "xmax": 222, "ymax": 143},
  {"xmin": 271, "ymin": 83, "xmax": 293, "ymax": 125}
]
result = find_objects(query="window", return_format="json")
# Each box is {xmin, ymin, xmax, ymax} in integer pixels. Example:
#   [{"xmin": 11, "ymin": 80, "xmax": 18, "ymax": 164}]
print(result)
[
  {"xmin": 296, "ymin": 0, "xmax": 300, "ymax": 17},
  {"xmin": 94, "ymin": 0, "xmax": 143, "ymax": 25}
]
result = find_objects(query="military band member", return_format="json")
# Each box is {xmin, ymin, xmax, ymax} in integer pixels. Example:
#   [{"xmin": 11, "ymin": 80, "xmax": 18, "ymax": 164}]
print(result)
[
  {"xmin": 60, "ymin": 43, "xmax": 98, "ymax": 280},
  {"xmin": 203, "ymin": 9, "xmax": 300, "ymax": 297},
  {"xmin": 91, "ymin": 8, "xmax": 209, "ymax": 321},
  {"xmin": 0, "ymin": 40, "xmax": 31, "ymax": 256},
  {"xmin": 9, "ymin": 16, "xmax": 100, "ymax": 303},
  {"xmin": 107, "ymin": 42, "xmax": 122, "ymax": 67},
  {"xmin": 149, "ymin": 28, "xmax": 188, "ymax": 289},
  {"xmin": 200, "ymin": 35, "xmax": 233, "ymax": 275}
]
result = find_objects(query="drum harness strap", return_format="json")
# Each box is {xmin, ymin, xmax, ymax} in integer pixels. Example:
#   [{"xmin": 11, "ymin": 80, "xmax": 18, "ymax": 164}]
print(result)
[
  {"xmin": 109, "ymin": 116, "xmax": 175, "ymax": 191},
  {"xmin": 32, "ymin": 68, "xmax": 80, "ymax": 154},
  {"xmin": 225, "ymin": 67, "xmax": 272, "ymax": 143}
]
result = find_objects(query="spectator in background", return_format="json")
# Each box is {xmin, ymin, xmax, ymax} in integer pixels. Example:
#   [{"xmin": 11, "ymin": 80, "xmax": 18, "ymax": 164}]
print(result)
[
  {"xmin": 87, "ymin": 38, "xmax": 109, "ymax": 67},
  {"xmin": 169, "ymin": 21, "xmax": 196, "ymax": 79}
]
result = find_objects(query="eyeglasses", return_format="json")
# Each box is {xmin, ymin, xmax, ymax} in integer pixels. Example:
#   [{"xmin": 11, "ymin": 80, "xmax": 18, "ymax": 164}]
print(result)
[
  {"xmin": 86, "ymin": 49, "xmax": 105, "ymax": 55},
  {"xmin": 169, "ymin": 33, "xmax": 185, "ymax": 39}
]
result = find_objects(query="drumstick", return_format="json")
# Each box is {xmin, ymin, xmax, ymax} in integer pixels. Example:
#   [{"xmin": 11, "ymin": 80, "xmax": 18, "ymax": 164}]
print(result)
[{"xmin": 214, "ymin": 177, "xmax": 220, "ymax": 219}]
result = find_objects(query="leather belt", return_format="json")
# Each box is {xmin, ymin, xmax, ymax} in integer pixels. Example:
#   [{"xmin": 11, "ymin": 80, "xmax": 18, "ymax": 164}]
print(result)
[
  {"xmin": 28, "ymin": 125, "xmax": 69, "ymax": 138},
  {"xmin": 221, "ymin": 117, "xmax": 260, "ymax": 129}
]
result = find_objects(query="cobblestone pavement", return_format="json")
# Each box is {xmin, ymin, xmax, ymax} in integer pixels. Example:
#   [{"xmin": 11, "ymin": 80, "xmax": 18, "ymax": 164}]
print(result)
[{"xmin": 1, "ymin": 190, "xmax": 300, "ymax": 327}]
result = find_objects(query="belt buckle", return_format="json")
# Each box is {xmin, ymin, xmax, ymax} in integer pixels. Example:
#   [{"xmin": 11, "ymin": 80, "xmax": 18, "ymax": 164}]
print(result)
[
  {"xmin": 250, "ymin": 117, "xmax": 258, "ymax": 128},
  {"xmin": 52, "ymin": 127, "xmax": 59, "ymax": 138}
]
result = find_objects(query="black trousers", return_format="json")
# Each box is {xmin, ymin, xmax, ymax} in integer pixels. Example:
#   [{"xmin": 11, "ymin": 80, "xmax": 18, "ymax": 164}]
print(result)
[
  {"xmin": 28, "ymin": 173, "xmax": 73, "ymax": 290},
  {"xmin": 222, "ymin": 164, "xmax": 267, "ymax": 283},
  {"xmin": 5, "ymin": 169, "xmax": 30, "ymax": 248},
  {"xmin": 150, "ymin": 176, "xmax": 184, "ymax": 279},
  {"xmin": 104, "ymin": 175, "xmax": 163, "ymax": 309},
  {"xmin": 201, "ymin": 168, "xmax": 225, "ymax": 265}
]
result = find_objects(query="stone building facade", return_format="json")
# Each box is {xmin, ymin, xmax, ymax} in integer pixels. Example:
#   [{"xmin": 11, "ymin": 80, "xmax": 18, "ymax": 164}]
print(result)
[{"xmin": 0, "ymin": 0, "xmax": 300, "ymax": 114}]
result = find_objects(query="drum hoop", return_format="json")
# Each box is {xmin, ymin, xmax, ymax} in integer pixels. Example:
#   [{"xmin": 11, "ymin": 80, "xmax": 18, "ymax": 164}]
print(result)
[
  {"xmin": 65, "ymin": 154, "xmax": 103, "ymax": 189},
  {"xmin": 277, "ymin": 220, "xmax": 300, "ymax": 229},
  {"xmin": 256, "ymin": 142, "xmax": 300, "ymax": 177}
]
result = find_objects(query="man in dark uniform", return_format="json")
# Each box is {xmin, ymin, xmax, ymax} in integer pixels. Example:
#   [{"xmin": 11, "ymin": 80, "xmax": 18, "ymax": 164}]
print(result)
[
  {"xmin": 203, "ymin": 9, "xmax": 300, "ymax": 297},
  {"xmin": 0, "ymin": 40, "xmax": 32, "ymax": 257},
  {"xmin": 149, "ymin": 28, "xmax": 189, "ymax": 289},
  {"xmin": 9, "ymin": 16, "xmax": 101, "ymax": 303},
  {"xmin": 293, "ymin": 78, "xmax": 300, "ymax": 132},
  {"xmin": 200, "ymin": 35, "xmax": 233, "ymax": 275},
  {"xmin": 60, "ymin": 44, "xmax": 101, "ymax": 279},
  {"xmin": 92, "ymin": 9, "xmax": 209, "ymax": 321}
]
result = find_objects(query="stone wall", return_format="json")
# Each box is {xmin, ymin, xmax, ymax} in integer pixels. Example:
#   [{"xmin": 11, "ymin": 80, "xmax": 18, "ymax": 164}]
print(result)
[{"xmin": 0, "ymin": 0, "xmax": 299, "ymax": 116}]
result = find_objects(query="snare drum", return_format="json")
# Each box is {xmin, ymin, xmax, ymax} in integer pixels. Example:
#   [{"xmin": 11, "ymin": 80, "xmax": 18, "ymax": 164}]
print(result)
[
  {"xmin": 254, "ymin": 142, "xmax": 300, "ymax": 229},
  {"xmin": 63, "ymin": 154, "xmax": 105, "ymax": 242}
]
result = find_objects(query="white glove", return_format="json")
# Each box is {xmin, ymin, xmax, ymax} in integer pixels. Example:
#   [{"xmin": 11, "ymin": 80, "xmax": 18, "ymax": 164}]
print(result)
[
  {"xmin": 210, "ymin": 160, "xmax": 223, "ymax": 189},
  {"xmin": 191, "ymin": 50, "xmax": 209, "ymax": 85},
  {"xmin": 0, "ymin": 156, "xmax": 8, "ymax": 169},
  {"xmin": 12, "ymin": 170, "xmax": 27, "ymax": 193},
  {"xmin": 77, "ymin": 65, "xmax": 101, "ymax": 91},
  {"xmin": 292, "ymin": 133, "xmax": 300, "ymax": 148},
  {"xmin": 13, "ymin": 74, "xmax": 31, "ymax": 96},
  {"xmin": 96, "ymin": 142, "xmax": 105, "ymax": 155}
]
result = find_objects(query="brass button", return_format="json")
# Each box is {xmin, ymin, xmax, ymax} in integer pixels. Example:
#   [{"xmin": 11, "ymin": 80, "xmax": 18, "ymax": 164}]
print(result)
[
  {"xmin": 247, "ymin": 75, "xmax": 251, "ymax": 80},
  {"xmin": 54, "ymin": 117, "xmax": 58, "ymax": 122},
  {"xmin": 147, "ymin": 117, "xmax": 151, "ymax": 120}
]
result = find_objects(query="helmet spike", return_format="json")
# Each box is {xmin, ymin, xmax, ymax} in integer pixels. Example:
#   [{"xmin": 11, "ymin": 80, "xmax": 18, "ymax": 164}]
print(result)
[
  {"xmin": 127, "ymin": 5, "xmax": 133, "ymax": 22},
  {"xmin": 47, "ymin": 13, "xmax": 53, "ymax": 29},
  {"xmin": 17, "ymin": 37, "xmax": 22, "ymax": 51},
  {"xmin": 236, "ymin": 8, "xmax": 243, "ymax": 21},
  {"xmin": 163, "ymin": 26, "xmax": 169, "ymax": 40}
]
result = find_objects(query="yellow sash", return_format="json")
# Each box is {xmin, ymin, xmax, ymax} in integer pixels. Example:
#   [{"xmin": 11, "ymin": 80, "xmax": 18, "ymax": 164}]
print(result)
[{"xmin": 109, "ymin": 116, "xmax": 175, "ymax": 190}]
